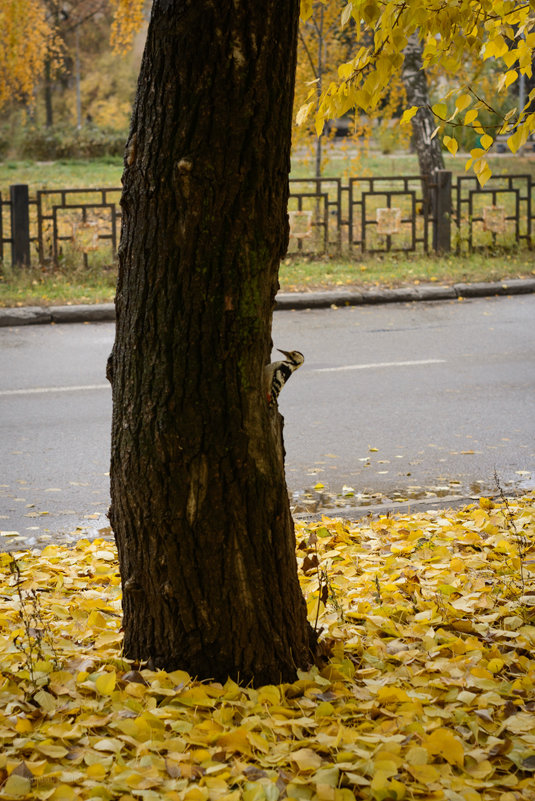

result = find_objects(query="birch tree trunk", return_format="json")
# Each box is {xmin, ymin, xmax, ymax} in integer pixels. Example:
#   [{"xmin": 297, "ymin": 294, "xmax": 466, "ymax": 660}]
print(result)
[{"xmin": 402, "ymin": 32, "xmax": 445, "ymax": 181}]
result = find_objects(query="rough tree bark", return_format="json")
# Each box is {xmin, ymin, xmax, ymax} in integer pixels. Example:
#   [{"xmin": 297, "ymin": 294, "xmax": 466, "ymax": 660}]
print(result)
[
  {"xmin": 402, "ymin": 32, "xmax": 445, "ymax": 178},
  {"xmin": 108, "ymin": 0, "xmax": 315, "ymax": 686}
]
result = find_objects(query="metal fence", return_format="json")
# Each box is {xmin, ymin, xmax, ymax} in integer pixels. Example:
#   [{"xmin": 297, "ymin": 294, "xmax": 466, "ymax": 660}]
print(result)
[{"xmin": 1, "ymin": 170, "xmax": 533, "ymax": 268}]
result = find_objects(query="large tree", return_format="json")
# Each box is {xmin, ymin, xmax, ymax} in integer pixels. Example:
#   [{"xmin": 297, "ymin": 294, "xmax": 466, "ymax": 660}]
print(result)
[{"xmin": 107, "ymin": 0, "xmax": 315, "ymax": 685}]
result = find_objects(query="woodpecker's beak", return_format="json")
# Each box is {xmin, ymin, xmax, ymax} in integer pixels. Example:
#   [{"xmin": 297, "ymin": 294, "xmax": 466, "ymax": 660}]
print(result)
[{"xmin": 277, "ymin": 349, "xmax": 292, "ymax": 358}]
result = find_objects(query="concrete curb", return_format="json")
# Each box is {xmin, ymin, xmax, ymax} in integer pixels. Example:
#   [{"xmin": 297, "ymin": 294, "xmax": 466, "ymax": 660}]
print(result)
[{"xmin": 1, "ymin": 279, "xmax": 535, "ymax": 327}]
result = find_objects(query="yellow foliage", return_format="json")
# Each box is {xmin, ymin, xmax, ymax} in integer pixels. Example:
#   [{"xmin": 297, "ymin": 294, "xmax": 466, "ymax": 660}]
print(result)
[
  {"xmin": 0, "ymin": 0, "xmax": 144, "ymax": 113},
  {"xmin": 1, "ymin": 495, "xmax": 535, "ymax": 799},
  {"xmin": 0, "ymin": 0, "xmax": 56, "ymax": 109},
  {"xmin": 300, "ymin": 0, "xmax": 535, "ymax": 180},
  {"xmin": 109, "ymin": 0, "xmax": 145, "ymax": 52}
]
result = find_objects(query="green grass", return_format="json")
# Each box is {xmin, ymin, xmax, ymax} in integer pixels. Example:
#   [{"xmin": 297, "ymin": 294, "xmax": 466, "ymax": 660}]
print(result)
[
  {"xmin": 2, "ymin": 147, "xmax": 535, "ymax": 193},
  {"xmin": 279, "ymin": 251, "xmax": 535, "ymax": 291},
  {"xmin": 2, "ymin": 251, "xmax": 533, "ymax": 308},
  {"xmin": 0, "ymin": 263, "xmax": 117, "ymax": 307},
  {"xmin": 0, "ymin": 157, "xmax": 124, "ymax": 193}
]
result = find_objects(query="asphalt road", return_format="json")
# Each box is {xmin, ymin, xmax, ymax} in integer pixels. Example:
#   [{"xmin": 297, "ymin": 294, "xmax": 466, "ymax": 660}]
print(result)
[{"xmin": 1, "ymin": 294, "xmax": 534, "ymax": 548}]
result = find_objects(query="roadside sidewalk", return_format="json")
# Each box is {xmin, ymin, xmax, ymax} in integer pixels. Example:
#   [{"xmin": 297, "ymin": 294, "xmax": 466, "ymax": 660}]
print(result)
[{"xmin": 1, "ymin": 276, "xmax": 535, "ymax": 327}]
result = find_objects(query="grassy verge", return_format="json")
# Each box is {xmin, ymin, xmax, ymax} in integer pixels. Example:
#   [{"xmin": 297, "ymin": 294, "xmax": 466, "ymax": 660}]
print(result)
[
  {"xmin": 1, "ymin": 251, "xmax": 534, "ymax": 308},
  {"xmin": 0, "ymin": 263, "xmax": 117, "ymax": 307},
  {"xmin": 279, "ymin": 251, "xmax": 535, "ymax": 292},
  {"xmin": 2, "ymin": 150, "xmax": 535, "ymax": 193}
]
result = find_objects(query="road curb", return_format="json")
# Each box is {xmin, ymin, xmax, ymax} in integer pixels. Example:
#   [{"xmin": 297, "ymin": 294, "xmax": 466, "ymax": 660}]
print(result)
[{"xmin": 1, "ymin": 279, "xmax": 535, "ymax": 327}]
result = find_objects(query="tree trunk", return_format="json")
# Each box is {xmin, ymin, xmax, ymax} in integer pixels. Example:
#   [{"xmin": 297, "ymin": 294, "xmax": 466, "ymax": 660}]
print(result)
[
  {"xmin": 402, "ymin": 32, "xmax": 444, "ymax": 178},
  {"xmin": 108, "ymin": 0, "xmax": 315, "ymax": 686},
  {"xmin": 44, "ymin": 58, "xmax": 53, "ymax": 128}
]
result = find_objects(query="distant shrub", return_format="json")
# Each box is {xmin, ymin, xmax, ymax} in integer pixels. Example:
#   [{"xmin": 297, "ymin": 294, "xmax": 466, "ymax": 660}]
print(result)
[{"xmin": 18, "ymin": 125, "xmax": 127, "ymax": 160}]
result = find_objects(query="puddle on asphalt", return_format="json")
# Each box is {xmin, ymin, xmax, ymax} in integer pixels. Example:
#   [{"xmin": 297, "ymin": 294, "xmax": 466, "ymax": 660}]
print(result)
[
  {"xmin": 290, "ymin": 471, "xmax": 534, "ymax": 514},
  {"xmin": 1, "ymin": 473, "xmax": 533, "ymax": 549}
]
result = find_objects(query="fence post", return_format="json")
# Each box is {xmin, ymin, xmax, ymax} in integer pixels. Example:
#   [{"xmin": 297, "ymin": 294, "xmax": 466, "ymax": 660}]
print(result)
[
  {"xmin": 433, "ymin": 170, "xmax": 452, "ymax": 253},
  {"xmin": 10, "ymin": 184, "xmax": 31, "ymax": 267}
]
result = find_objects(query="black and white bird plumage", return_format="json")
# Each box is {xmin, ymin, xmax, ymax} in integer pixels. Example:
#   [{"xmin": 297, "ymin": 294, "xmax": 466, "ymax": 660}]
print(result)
[{"xmin": 265, "ymin": 349, "xmax": 304, "ymax": 405}]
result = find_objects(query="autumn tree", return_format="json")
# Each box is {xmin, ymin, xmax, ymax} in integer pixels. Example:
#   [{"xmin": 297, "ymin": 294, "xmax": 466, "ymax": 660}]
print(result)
[
  {"xmin": 0, "ymin": 0, "xmax": 54, "ymax": 110},
  {"xmin": 301, "ymin": 0, "xmax": 535, "ymax": 184},
  {"xmin": 107, "ymin": 0, "xmax": 315, "ymax": 684},
  {"xmin": 0, "ymin": 0, "xmax": 141, "ymax": 129}
]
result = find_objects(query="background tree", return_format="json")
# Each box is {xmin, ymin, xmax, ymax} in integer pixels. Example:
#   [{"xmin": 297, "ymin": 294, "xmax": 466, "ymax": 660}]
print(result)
[
  {"xmin": 108, "ymin": 0, "xmax": 315, "ymax": 685},
  {"xmin": 401, "ymin": 33, "xmax": 444, "ymax": 177}
]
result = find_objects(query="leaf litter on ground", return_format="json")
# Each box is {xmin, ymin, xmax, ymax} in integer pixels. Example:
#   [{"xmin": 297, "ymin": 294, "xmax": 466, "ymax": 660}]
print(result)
[{"xmin": 0, "ymin": 494, "xmax": 535, "ymax": 801}]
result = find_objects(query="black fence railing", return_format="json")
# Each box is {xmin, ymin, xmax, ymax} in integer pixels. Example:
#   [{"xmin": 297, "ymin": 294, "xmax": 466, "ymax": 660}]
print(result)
[{"xmin": 1, "ymin": 171, "xmax": 533, "ymax": 269}]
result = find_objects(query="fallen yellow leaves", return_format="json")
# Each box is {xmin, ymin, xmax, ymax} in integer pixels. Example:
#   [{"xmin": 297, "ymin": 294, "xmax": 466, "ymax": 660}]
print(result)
[{"xmin": 0, "ymin": 495, "xmax": 534, "ymax": 800}]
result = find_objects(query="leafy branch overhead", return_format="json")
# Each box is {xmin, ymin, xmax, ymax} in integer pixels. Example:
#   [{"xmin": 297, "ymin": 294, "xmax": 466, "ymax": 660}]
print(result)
[
  {"xmin": 299, "ymin": 0, "xmax": 535, "ymax": 184},
  {"xmin": 1, "ymin": 494, "xmax": 534, "ymax": 800}
]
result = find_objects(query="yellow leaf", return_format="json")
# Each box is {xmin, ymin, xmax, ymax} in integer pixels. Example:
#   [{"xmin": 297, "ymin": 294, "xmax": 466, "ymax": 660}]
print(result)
[
  {"xmin": 296, "ymin": 102, "xmax": 314, "ymax": 126},
  {"xmin": 371, "ymin": 770, "xmax": 406, "ymax": 801},
  {"xmin": 3, "ymin": 775, "xmax": 31, "ymax": 798},
  {"xmin": 432, "ymin": 102, "xmax": 448, "ymax": 119},
  {"xmin": 334, "ymin": 790, "xmax": 356, "ymax": 801},
  {"xmin": 33, "ymin": 689, "xmax": 57, "ymax": 713},
  {"xmin": 505, "ymin": 69, "xmax": 518, "ymax": 88},
  {"xmin": 424, "ymin": 728, "xmax": 464, "ymax": 767},
  {"xmin": 114, "ymin": 716, "xmax": 152, "ymax": 741},
  {"xmin": 93, "ymin": 737, "xmax": 124, "ymax": 753},
  {"xmin": 218, "ymin": 727, "xmax": 254, "ymax": 756},
  {"xmin": 242, "ymin": 785, "xmax": 265, "ymax": 801},
  {"xmin": 247, "ymin": 730, "xmax": 270, "ymax": 753},
  {"xmin": 505, "ymin": 712, "xmax": 535, "ymax": 733},
  {"xmin": 400, "ymin": 106, "xmax": 418, "ymax": 125},
  {"xmin": 257, "ymin": 685, "xmax": 280, "ymax": 705},
  {"xmin": 35, "ymin": 744, "xmax": 69, "ymax": 758},
  {"xmin": 341, "ymin": 3, "xmax": 353, "ymax": 27},
  {"xmin": 476, "ymin": 163, "xmax": 492, "ymax": 187},
  {"xmin": 464, "ymin": 109, "xmax": 478, "ymax": 125},
  {"xmin": 487, "ymin": 658, "xmax": 504, "ymax": 673},
  {"xmin": 443, "ymin": 135, "xmax": 458, "ymax": 155},
  {"xmin": 87, "ymin": 763, "xmax": 108, "ymax": 779},
  {"xmin": 455, "ymin": 93, "xmax": 471, "ymax": 111},
  {"xmin": 176, "ymin": 686, "xmax": 216, "ymax": 707},
  {"xmin": 87, "ymin": 609, "xmax": 107, "ymax": 628},
  {"xmin": 376, "ymin": 686, "xmax": 410, "ymax": 705},
  {"xmin": 300, "ymin": 0, "xmax": 313, "ymax": 21},
  {"xmin": 290, "ymin": 747, "xmax": 323, "ymax": 771},
  {"xmin": 95, "ymin": 670, "xmax": 116, "ymax": 695},
  {"xmin": 479, "ymin": 497, "xmax": 494, "ymax": 510},
  {"xmin": 50, "ymin": 785, "xmax": 77, "ymax": 801},
  {"xmin": 407, "ymin": 764, "xmax": 440, "ymax": 782},
  {"xmin": 405, "ymin": 746, "xmax": 429, "ymax": 766}
]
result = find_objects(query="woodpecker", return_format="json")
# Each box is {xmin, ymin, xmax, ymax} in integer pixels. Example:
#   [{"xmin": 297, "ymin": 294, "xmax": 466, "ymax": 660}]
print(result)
[{"xmin": 265, "ymin": 349, "xmax": 304, "ymax": 405}]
